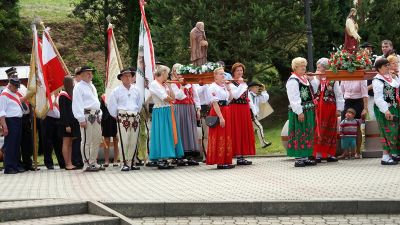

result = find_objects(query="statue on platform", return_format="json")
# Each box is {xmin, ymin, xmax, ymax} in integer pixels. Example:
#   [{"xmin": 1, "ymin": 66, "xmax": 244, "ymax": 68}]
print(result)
[
  {"xmin": 344, "ymin": 8, "xmax": 361, "ymax": 53},
  {"xmin": 190, "ymin": 22, "xmax": 208, "ymax": 66}
]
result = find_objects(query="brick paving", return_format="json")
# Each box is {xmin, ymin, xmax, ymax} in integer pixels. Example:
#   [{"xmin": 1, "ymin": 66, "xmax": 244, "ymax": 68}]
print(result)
[
  {"xmin": 0, "ymin": 157, "xmax": 399, "ymax": 202},
  {"xmin": 130, "ymin": 214, "xmax": 400, "ymax": 225}
]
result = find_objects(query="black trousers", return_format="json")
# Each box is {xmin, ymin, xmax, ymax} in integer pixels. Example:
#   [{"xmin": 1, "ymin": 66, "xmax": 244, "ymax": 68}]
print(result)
[
  {"xmin": 19, "ymin": 114, "xmax": 33, "ymax": 169},
  {"xmin": 42, "ymin": 116, "xmax": 65, "ymax": 168},
  {"xmin": 4, "ymin": 117, "xmax": 22, "ymax": 172}
]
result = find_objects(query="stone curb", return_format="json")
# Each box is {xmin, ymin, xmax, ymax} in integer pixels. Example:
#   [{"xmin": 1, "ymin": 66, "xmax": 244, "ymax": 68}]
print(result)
[
  {"xmin": 102, "ymin": 200, "xmax": 400, "ymax": 217},
  {"xmin": 88, "ymin": 200, "xmax": 135, "ymax": 225}
]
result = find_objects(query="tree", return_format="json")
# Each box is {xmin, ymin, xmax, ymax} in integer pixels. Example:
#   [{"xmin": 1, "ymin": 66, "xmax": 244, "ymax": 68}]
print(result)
[
  {"xmin": 146, "ymin": 0, "xmax": 307, "ymax": 82},
  {"xmin": 0, "ymin": 0, "xmax": 28, "ymax": 66}
]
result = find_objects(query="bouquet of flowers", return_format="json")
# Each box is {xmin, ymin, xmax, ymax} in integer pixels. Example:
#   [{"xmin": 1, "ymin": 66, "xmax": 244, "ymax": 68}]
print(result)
[
  {"xmin": 176, "ymin": 62, "xmax": 220, "ymax": 75},
  {"xmin": 328, "ymin": 47, "xmax": 373, "ymax": 73}
]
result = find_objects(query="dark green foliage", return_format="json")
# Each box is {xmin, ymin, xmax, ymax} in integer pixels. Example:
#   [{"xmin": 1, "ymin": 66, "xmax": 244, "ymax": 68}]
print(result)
[
  {"xmin": 0, "ymin": 0, "xmax": 29, "ymax": 66},
  {"xmin": 87, "ymin": 62, "xmax": 105, "ymax": 97}
]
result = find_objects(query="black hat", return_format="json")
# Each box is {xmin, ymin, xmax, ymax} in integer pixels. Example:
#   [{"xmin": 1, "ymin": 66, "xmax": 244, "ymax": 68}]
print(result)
[
  {"xmin": 247, "ymin": 81, "xmax": 262, "ymax": 88},
  {"xmin": 117, "ymin": 68, "xmax": 136, "ymax": 80},
  {"xmin": 77, "ymin": 65, "xmax": 95, "ymax": 75},
  {"xmin": 360, "ymin": 42, "xmax": 373, "ymax": 48},
  {"xmin": 5, "ymin": 67, "xmax": 17, "ymax": 78}
]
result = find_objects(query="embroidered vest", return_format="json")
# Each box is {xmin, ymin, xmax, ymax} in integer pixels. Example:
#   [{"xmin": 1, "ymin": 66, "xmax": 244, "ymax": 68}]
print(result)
[
  {"xmin": 174, "ymin": 84, "xmax": 194, "ymax": 105},
  {"xmin": 230, "ymin": 81, "xmax": 249, "ymax": 104},
  {"xmin": 288, "ymin": 77, "xmax": 315, "ymax": 110},
  {"xmin": 374, "ymin": 78, "xmax": 398, "ymax": 107},
  {"xmin": 315, "ymin": 80, "xmax": 336, "ymax": 104}
]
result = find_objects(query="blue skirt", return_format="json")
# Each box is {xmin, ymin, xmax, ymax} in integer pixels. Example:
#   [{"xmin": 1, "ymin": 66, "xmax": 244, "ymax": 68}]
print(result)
[{"xmin": 149, "ymin": 106, "xmax": 184, "ymax": 160}]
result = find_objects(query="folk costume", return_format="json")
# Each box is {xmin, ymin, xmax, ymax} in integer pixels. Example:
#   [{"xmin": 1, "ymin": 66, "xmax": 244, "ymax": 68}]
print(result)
[
  {"xmin": 372, "ymin": 74, "xmax": 400, "ymax": 161},
  {"xmin": 286, "ymin": 73, "xmax": 318, "ymax": 167},
  {"xmin": 313, "ymin": 78, "xmax": 344, "ymax": 161},
  {"xmin": 107, "ymin": 80, "xmax": 143, "ymax": 171},
  {"xmin": 59, "ymin": 91, "xmax": 80, "ymax": 138},
  {"xmin": 72, "ymin": 67, "xmax": 103, "ymax": 172},
  {"xmin": 0, "ymin": 69, "xmax": 23, "ymax": 174},
  {"xmin": 248, "ymin": 85, "xmax": 271, "ymax": 148},
  {"xmin": 194, "ymin": 84, "xmax": 210, "ymax": 159},
  {"xmin": 206, "ymin": 82, "xmax": 233, "ymax": 167},
  {"xmin": 229, "ymin": 81, "xmax": 256, "ymax": 165},
  {"xmin": 171, "ymin": 83, "xmax": 201, "ymax": 165},
  {"xmin": 148, "ymin": 80, "xmax": 184, "ymax": 168}
]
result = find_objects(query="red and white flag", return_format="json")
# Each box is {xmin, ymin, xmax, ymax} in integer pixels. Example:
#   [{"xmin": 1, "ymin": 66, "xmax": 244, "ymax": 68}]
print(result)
[
  {"xmin": 136, "ymin": 0, "xmax": 155, "ymax": 103},
  {"xmin": 42, "ymin": 29, "xmax": 68, "ymax": 95},
  {"xmin": 104, "ymin": 23, "xmax": 123, "ymax": 99}
]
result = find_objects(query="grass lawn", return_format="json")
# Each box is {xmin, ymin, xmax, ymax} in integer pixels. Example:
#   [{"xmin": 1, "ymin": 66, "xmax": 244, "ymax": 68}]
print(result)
[
  {"xmin": 19, "ymin": 0, "xmax": 76, "ymax": 23},
  {"xmin": 255, "ymin": 117, "xmax": 286, "ymax": 156}
]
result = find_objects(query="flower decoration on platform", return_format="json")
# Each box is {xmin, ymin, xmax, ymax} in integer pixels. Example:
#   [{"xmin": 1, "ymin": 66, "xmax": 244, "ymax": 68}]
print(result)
[
  {"xmin": 176, "ymin": 62, "xmax": 220, "ymax": 75},
  {"xmin": 328, "ymin": 46, "xmax": 373, "ymax": 73}
]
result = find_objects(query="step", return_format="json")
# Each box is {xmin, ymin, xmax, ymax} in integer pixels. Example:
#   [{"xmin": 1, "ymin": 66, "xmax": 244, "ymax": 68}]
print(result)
[
  {"xmin": 0, "ymin": 214, "xmax": 119, "ymax": 225},
  {"xmin": 0, "ymin": 199, "xmax": 87, "ymax": 222}
]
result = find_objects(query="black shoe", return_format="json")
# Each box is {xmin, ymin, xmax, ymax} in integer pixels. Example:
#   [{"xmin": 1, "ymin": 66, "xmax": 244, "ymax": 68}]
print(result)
[
  {"xmin": 85, "ymin": 164, "xmax": 99, "ymax": 172},
  {"xmin": 46, "ymin": 165, "xmax": 54, "ymax": 170},
  {"xmin": 25, "ymin": 166, "xmax": 39, "ymax": 171},
  {"xmin": 327, "ymin": 156, "xmax": 338, "ymax": 162},
  {"xmin": 217, "ymin": 164, "xmax": 235, "ymax": 169},
  {"xmin": 315, "ymin": 157, "xmax": 322, "ymax": 163},
  {"xmin": 130, "ymin": 165, "xmax": 141, "ymax": 170},
  {"xmin": 103, "ymin": 164, "xmax": 109, "ymax": 168},
  {"xmin": 304, "ymin": 159, "xmax": 317, "ymax": 166},
  {"xmin": 294, "ymin": 160, "xmax": 305, "ymax": 167},
  {"xmin": 237, "ymin": 158, "xmax": 252, "ymax": 166},
  {"xmin": 262, "ymin": 142, "xmax": 272, "ymax": 148},
  {"xmin": 158, "ymin": 162, "xmax": 173, "ymax": 169},
  {"xmin": 17, "ymin": 167, "xmax": 26, "ymax": 173},
  {"xmin": 392, "ymin": 155, "xmax": 400, "ymax": 162},
  {"xmin": 98, "ymin": 165, "xmax": 106, "ymax": 171},
  {"xmin": 135, "ymin": 160, "xmax": 144, "ymax": 166},
  {"xmin": 4, "ymin": 169, "xmax": 18, "ymax": 174},
  {"xmin": 187, "ymin": 159, "xmax": 199, "ymax": 166},
  {"xmin": 381, "ymin": 160, "xmax": 398, "ymax": 165},
  {"xmin": 121, "ymin": 165, "xmax": 130, "ymax": 171},
  {"xmin": 177, "ymin": 159, "xmax": 188, "ymax": 166},
  {"xmin": 146, "ymin": 161, "xmax": 158, "ymax": 167}
]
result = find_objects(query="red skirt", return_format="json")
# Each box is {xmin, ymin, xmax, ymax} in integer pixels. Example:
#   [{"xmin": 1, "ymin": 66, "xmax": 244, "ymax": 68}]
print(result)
[
  {"xmin": 230, "ymin": 103, "xmax": 256, "ymax": 156},
  {"xmin": 313, "ymin": 101, "xmax": 337, "ymax": 157},
  {"xmin": 206, "ymin": 105, "xmax": 233, "ymax": 165}
]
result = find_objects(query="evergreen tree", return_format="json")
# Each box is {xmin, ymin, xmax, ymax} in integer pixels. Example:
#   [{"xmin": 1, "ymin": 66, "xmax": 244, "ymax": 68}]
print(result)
[{"xmin": 0, "ymin": 0, "xmax": 28, "ymax": 66}]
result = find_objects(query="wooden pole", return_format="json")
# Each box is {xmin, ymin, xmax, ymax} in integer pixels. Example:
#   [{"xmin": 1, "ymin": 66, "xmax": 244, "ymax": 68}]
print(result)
[{"xmin": 33, "ymin": 111, "xmax": 38, "ymax": 170}]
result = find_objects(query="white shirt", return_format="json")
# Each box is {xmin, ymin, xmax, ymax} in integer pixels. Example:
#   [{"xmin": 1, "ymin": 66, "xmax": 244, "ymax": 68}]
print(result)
[
  {"xmin": 314, "ymin": 79, "xmax": 345, "ymax": 111},
  {"xmin": 171, "ymin": 83, "xmax": 201, "ymax": 109},
  {"xmin": 149, "ymin": 80, "xmax": 170, "ymax": 107},
  {"xmin": 286, "ymin": 74, "xmax": 318, "ymax": 115},
  {"xmin": 194, "ymin": 84, "xmax": 210, "ymax": 105},
  {"xmin": 373, "ymin": 74, "xmax": 400, "ymax": 114},
  {"xmin": 229, "ymin": 82, "xmax": 248, "ymax": 99},
  {"xmin": 107, "ymin": 84, "xmax": 143, "ymax": 117},
  {"xmin": 72, "ymin": 80, "xmax": 101, "ymax": 123},
  {"xmin": 47, "ymin": 95, "xmax": 60, "ymax": 118},
  {"xmin": 208, "ymin": 82, "xmax": 230, "ymax": 103},
  {"xmin": 0, "ymin": 87, "xmax": 23, "ymax": 118},
  {"xmin": 249, "ymin": 90, "xmax": 269, "ymax": 116}
]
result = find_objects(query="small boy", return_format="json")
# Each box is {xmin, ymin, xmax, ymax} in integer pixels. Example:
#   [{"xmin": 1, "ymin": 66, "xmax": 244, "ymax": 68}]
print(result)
[{"xmin": 339, "ymin": 108, "xmax": 360, "ymax": 159}]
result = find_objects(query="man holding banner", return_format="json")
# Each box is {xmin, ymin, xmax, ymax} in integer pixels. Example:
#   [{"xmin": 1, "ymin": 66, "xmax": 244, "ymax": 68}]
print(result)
[{"xmin": 107, "ymin": 68, "xmax": 143, "ymax": 171}]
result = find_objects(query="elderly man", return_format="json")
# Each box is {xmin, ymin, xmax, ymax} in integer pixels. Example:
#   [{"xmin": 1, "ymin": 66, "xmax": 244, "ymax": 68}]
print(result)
[
  {"xmin": 0, "ymin": 68, "xmax": 24, "ymax": 174},
  {"xmin": 107, "ymin": 68, "xmax": 143, "ymax": 171},
  {"xmin": 72, "ymin": 65, "xmax": 103, "ymax": 172}
]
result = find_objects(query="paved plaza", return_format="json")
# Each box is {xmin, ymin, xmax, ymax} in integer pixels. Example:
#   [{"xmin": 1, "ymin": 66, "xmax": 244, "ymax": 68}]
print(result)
[
  {"xmin": 130, "ymin": 214, "xmax": 400, "ymax": 225},
  {"xmin": 0, "ymin": 157, "xmax": 399, "ymax": 202}
]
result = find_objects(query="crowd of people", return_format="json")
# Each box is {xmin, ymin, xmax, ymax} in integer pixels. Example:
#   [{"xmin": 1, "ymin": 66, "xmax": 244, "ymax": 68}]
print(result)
[
  {"xmin": 0, "ymin": 61, "xmax": 272, "ymax": 174},
  {"xmin": 286, "ymin": 39, "xmax": 400, "ymax": 167}
]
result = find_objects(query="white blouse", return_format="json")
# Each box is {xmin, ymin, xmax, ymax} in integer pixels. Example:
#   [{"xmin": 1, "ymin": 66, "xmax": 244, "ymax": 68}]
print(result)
[
  {"xmin": 286, "ymin": 74, "xmax": 318, "ymax": 115},
  {"xmin": 314, "ymin": 79, "xmax": 345, "ymax": 111},
  {"xmin": 229, "ymin": 82, "xmax": 248, "ymax": 99},
  {"xmin": 373, "ymin": 74, "xmax": 400, "ymax": 113},
  {"xmin": 171, "ymin": 83, "xmax": 201, "ymax": 109},
  {"xmin": 208, "ymin": 82, "xmax": 230, "ymax": 103},
  {"xmin": 149, "ymin": 80, "xmax": 170, "ymax": 108}
]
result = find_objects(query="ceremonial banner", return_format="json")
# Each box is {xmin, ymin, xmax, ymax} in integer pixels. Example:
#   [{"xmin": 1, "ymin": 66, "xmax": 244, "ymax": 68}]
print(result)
[
  {"xmin": 136, "ymin": 0, "xmax": 155, "ymax": 103},
  {"xmin": 104, "ymin": 23, "xmax": 123, "ymax": 99}
]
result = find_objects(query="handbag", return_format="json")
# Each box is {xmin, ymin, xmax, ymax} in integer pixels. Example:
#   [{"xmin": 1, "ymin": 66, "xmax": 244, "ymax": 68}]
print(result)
[{"xmin": 205, "ymin": 116, "xmax": 219, "ymax": 128}]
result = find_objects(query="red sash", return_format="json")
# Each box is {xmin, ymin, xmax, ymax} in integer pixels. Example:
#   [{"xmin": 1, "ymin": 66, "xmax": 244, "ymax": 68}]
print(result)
[
  {"xmin": 59, "ymin": 91, "xmax": 72, "ymax": 101},
  {"xmin": 1, "ymin": 92, "xmax": 22, "ymax": 109}
]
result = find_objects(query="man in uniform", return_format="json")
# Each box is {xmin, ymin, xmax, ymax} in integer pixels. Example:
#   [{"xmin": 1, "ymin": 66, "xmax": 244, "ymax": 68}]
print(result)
[
  {"xmin": 72, "ymin": 65, "xmax": 104, "ymax": 172},
  {"xmin": 107, "ymin": 68, "xmax": 143, "ymax": 171},
  {"xmin": 0, "ymin": 67, "xmax": 24, "ymax": 174}
]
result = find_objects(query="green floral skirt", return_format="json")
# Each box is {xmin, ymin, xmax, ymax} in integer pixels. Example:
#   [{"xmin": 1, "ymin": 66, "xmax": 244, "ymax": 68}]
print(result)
[
  {"xmin": 287, "ymin": 108, "xmax": 315, "ymax": 158},
  {"xmin": 374, "ymin": 105, "xmax": 400, "ymax": 155}
]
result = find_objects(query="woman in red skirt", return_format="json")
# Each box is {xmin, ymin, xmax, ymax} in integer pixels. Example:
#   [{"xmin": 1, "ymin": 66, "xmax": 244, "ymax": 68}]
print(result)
[
  {"xmin": 207, "ymin": 67, "xmax": 234, "ymax": 169},
  {"xmin": 229, "ymin": 63, "xmax": 256, "ymax": 165},
  {"xmin": 313, "ymin": 58, "xmax": 344, "ymax": 162}
]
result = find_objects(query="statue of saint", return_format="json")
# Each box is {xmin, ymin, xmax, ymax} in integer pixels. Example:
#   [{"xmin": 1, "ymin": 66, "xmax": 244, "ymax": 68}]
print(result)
[
  {"xmin": 344, "ymin": 8, "xmax": 361, "ymax": 53},
  {"xmin": 190, "ymin": 22, "xmax": 208, "ymax": 66}
]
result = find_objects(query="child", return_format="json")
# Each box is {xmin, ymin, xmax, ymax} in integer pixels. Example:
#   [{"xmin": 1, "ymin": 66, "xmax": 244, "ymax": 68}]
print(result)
[{"xmin": 339, "ymin": 108, "xmax": 360, "ymax": 159}]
